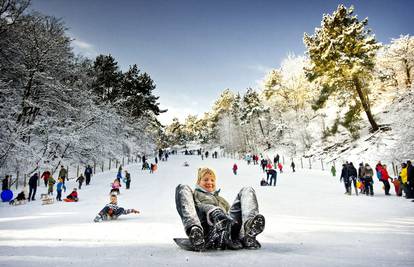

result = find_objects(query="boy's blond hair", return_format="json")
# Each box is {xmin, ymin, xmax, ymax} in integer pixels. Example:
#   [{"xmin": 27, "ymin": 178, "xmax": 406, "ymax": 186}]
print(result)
[{"xmin": 197, "ymin": 167, "xmax": 216, "ymax": 184}]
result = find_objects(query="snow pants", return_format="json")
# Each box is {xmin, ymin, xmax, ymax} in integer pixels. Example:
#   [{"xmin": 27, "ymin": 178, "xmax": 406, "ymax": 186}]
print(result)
[
  {"xmin": 28, "ymin": 186, "xmax": 37, "ymax": 201},
  {"xmin": 56, "ymin": 190, "xmax": 62, "ymax": 201},
  {"xmin": 85, "ymin": 174, "xmax": 91, "ymax": 185},
  {"xmin": 364, "ymin": 176, "xmax": 374, "ymax": 196},
  {"xmin": 175, "ymin": 185, "xmax": 260, "ymax": 239},
  {"xmin": 382, "ymin": 180, "xmax": 390, "ymax": 195}
]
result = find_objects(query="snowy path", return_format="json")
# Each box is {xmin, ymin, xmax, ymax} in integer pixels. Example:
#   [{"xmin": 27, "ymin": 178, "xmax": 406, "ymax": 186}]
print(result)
[{"xmin": 0, "ymin": 155, "xmax": 413, "ymax": 267}]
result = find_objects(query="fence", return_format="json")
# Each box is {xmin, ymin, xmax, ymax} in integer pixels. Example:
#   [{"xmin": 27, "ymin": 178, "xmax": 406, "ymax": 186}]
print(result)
[
  {"xmin": 224, "ymin": 151, "xmax": 403, "ymax": 177},
  {"xmin": 4, "ymin": 155, "xmax": 142, "ymax": 191}
]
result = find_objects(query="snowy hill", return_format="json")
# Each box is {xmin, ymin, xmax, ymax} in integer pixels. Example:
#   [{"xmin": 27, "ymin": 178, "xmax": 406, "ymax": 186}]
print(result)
[{"xmin": 0, "ymin": 155, "xmax": 413, "ymax": 267}]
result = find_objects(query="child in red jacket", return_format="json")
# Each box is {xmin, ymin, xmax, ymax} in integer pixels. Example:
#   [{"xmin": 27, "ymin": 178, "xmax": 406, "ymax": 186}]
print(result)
[
  {"xmin": 391, "ymin": 178, "xmax": 402, "ymax": 196},
  {"xmin": 233, "ymin": 163, "xmax": 238, "ymax": 175}
]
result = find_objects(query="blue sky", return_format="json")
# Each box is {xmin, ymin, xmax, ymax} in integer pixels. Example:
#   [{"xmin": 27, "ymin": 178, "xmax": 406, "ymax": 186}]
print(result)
[{"xmin": 31, "ymin": 0, "xmax": 414, "ymax": 124}]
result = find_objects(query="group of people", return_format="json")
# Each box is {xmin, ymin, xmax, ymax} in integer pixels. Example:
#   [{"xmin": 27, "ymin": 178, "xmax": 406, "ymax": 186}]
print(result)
[
  {"xmin": 338, "ymin": 160, "xmax": 414, "ymax": 199},
  {"xmin": 2, "ymin": 164, "xmax": 94, "ymax": 204}
]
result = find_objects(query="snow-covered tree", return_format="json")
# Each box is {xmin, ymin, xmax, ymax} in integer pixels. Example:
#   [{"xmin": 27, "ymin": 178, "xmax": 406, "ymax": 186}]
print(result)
[{"xmin": 304, "ymin": 4, "xmax": 381, "ymax": 132}]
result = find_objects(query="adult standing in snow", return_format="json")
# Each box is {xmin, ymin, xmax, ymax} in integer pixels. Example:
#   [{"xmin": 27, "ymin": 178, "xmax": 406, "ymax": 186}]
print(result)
[
  {"xmin": 267, "ymin": 168, "xmax": 277, "ymax": 186},
  {"xmin": 358, "ymin": 163, "xmax": 365, "ymax": 194},
  {"xmin": 84, "ymin": 165, "xmax": 93, "ymax": 186},
  {"xmin": 125, "ymin": 170, "xmax": 131, "ymax": 189},
  {"xmin": 28, "ymin": 173, "xmax": 39, "ymax": 201},
  {"xmin": 260, "ymin": 158, "xmax": 267, "ymax": 172},
  {"xmin": 2, "ymin": 175, "xmax": 9, "ymax": 191},
  {"xmin": 340, "ymin": 163, "xmax": 351, "ymax": 195},
  {"xmin": 347, "ymin": 162, "xmax": 358, "ymax": 195},
  {"xmin": 406, "ymin": 160, "xmax": 414, "ymax": 199},
  {"xmin": 291, "ymin": 161, "xmax": 296, "ymax": 172},
  {"xmin": 363, "ymin": 163, "xmax": 374, "ymax": 196},
  {"xmin": 58, "ymin": 166, "xmax": 68, "ymax": 185},
  {"xmin": 41, "ymin": 170, "xmax": 51, "ymax": 187},
  {"xmin": 232, "ymin": 164, "xmax": 238, "ymax": 175},
  {"xmin": 274, "ymin": 154, "xmax": 280, "ymax": 165},
  {"xmin": 379, "ymin": 164, "xmax": 391, "ymax": 195},
  {"xmin": 399, "ymin": 162, "xmax": 408, "ymax": 198},
  {"xmin": 175, "ymin": 167, "xmax": 265, "ymax": 251},
  {"xmin": 331, "ymin": 165, "xmax": 336, "ymax": 177}
]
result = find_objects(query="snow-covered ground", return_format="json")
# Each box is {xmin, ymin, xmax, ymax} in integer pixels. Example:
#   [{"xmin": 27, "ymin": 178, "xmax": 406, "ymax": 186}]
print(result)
[{"xmin": 0, "ymin": 154, "xmax": 413, "ymax": 267}]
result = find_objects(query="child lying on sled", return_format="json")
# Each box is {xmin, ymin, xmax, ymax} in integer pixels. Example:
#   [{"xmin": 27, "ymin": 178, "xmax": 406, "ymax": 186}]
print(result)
[{"xmin": 94, "ymin": 193, "xmax": 139, "ymax": 222}]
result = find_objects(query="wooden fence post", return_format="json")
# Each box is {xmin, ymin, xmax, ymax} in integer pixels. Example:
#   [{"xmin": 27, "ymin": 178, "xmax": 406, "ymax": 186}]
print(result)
[
  {"xmin": 77, "ymin": 165, "xmax": 80, "ymax": 178},
  {"xmin": 301, "ymin": 158, "xmax": 303, "ymax": 168},
  {"xmin": 102, "ymin": 161, "xmax": 104, "ymax": 172},
  {"xmin": 109, "ymin": 159, "xmax": 111, "ymax": 170},
  {"xmin": 122, "ymin": 157, "xmax": 125, "ymax": 166},
  {"xmin": 93, "ymin": 161, "xmax": 96, "ymax": 174},
  {"xmin": 321, "ymin": 159, "xmax": 324, "ymax": 171},
  {"xmin": 115, "ymin": 159, "xmax": 118, "ymax": 169},
  {"xmin": 309, "ymin": 158, "xmax": 312, "ymax": 169}
]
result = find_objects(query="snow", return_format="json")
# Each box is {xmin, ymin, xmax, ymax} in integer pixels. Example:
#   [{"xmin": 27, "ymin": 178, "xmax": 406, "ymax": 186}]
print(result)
[{"xmin": 1, "ymin": 154, "xmax": 413, "ymax": 267}]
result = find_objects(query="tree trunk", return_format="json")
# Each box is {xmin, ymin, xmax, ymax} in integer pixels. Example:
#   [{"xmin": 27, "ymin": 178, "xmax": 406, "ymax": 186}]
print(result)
[
  {"xmin": 353, "ymin": 78, "xmax": 379, "ymax": 131},
  {"xmin": 403, "ymin": 58, "xmax": 412, "ymax": 88}
]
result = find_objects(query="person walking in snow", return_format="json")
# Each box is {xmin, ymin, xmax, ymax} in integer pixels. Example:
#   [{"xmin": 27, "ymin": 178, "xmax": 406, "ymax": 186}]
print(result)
[
  {"xmin": 291, "ymin": 161, "xmax": 295, "ymax": 172},
  {"xmin": 340, "ymin": 163, "xmax": 351, "ymax": 195},
  {"xmin": 41, "ymin": 170, "xmax": 51, "ymax": 187},
  {"xmin": 56, "ymin": 178, "xmax": 66, "ymax": 201},
  {"xmin": 347, "ymin": 162, "xmax": 358, "ymax": 195},
  {"xmin": 277, "ymin": 162, "xmax": 283, "ymax": 173},
  {"xmin": 260, "ymin": 158, "xmax": 267, "ymax": 172},
  {"xmin": 47, "ymin": 176, "xmax": 56, "ymax": 196},
  {"xmin": 94, "ymin": 194, "xmax": 139, "ymax": 222},
  {"xmin": 28, "ymin": 173, "xmax": 39, "ymax": 201},
  {"xmin": 116, "ymin": 169, "xmax": 123, "ymax": 183},
  {"xmin": 124, "ymin": 170, "xmax": 131, "ymax": 189},
  {"xmin": 363, "ymin": 163, "xmax": 374, "ymax": 196},
  {"xmin": 399, "ymin": 162, "xmax": 408, "ymax": 198},
  {"xmin": 76, "ymin": 174, "xmax": 85, "ymax": 189},
  {"xmin": 232, "ymin": 164, "xmax": 238, "ymax": 175},
  {"xmin": 175, "ymin": 167, "xmax": 265, "ymax": 251},
  {"xmin": 358, "ymin": 163, "xmax": 365, "ymax": 194},
  {"xmin": 84, "ymin": 165, "xmax": 93, "ymax": 185},
  {"xmin": 407, "ymin": 160, "xmax": 414, "ymax": 199},
  {"xmin": 58, "ymin": 165, "xmax": 68, "ymax": 185},
  {"xmin": 380, "ymin": 164, "xmax": 391, "ymax": 195},
  {"xmin": 331, "ymin": 165, "xmax": 336, "ymax": 177}
]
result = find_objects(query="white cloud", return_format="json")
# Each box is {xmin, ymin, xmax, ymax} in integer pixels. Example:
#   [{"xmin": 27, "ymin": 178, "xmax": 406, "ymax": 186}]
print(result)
[
  {"xmin": 246, "ymin": 64, "xmax": 272, "ymax": 74},
  {"xmin": 71, "ymin": 37, "xmax": 98, "ymax": 58}
]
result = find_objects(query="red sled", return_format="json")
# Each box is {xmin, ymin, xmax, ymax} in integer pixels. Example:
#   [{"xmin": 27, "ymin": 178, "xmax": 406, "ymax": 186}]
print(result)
[{"xmin": 64, "ymin": 198, "xmax": 76, "ymax": 202}]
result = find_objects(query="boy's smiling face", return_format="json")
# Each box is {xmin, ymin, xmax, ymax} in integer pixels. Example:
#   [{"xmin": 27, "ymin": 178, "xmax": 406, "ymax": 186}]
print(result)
[{"xmin": 198, "ymin": 172, "xmax": 216, "ymax": 193}]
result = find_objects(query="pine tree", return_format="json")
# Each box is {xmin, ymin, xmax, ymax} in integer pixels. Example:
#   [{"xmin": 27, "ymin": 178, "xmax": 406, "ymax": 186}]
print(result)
[
  {"xmin": 91, "ymin": 54, "xmax": 122, "ymax": 102},
  {"xmin": 304, "ymin": 4, "xmax": 381, "ymax": 131}
]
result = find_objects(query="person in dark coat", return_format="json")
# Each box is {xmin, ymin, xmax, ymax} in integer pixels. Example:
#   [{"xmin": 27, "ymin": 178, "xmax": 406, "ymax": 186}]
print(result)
[
  {"xmin": 267, "ymin": 169, "xmax": 277, "ymax": 186},
  {"xmin": 76, "ymin": 174, "xmax": 85, "ymax": 189},
  {"xmin": 347, "ymin": 162, "xmax": 358, "ymax": 195},
  {"xmin": 2, "ymin": 175, "xmax": 10, "ymax": 191},
  {"xmin": 406, "ymin": 160, "xmax": 414, "ymax": 199},
  {"xmin": 291, "ymin": 161, "xmax": 296, "ymax": 172},
  {"xmin": 28, "ymin": 173, "xmax": 39, "ymax": 201},
  {"xmin": 125, "ymin": 170, "xmax": 131, "ymax": 189},
  {"xmin": 340, "ymin": 163, "xmax": 351, "ymax": 195},
  {"xmin": 84, "ymin": 165, "xmax": 93, "ymax": 186}
]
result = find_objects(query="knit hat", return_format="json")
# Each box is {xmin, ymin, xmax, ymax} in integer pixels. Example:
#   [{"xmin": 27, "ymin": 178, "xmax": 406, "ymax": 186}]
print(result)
[{"xmin": 197, "ymin": 167, "xmax": 216, "ymax": 184}]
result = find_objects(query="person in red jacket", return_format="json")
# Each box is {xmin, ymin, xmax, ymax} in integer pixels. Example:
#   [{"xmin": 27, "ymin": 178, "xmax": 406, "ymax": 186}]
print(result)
[
  {"xmin": 65, "ymin": 188, "xmax": 79, "ymax": 202},
  {"xmin": 278, "ymin": 163, "xmax": 283, "ymax": 173},
  {"xmin": 41, "ymin": 170, "xmax": 51, "ymax": 187},
  {"xmin": 379, "ymin": 164, "xmax": 391, "ymax": 195},
  {"xmin": 233, "ymin": 163, "xmax": 238, "ymax": 175},
  {"xmin": 391, "ymin": 178, "xmax": 401, "ymax": 196}
]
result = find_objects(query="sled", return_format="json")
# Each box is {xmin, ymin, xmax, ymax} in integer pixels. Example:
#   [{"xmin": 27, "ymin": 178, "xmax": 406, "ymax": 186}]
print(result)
[
  {"xmin": 42, "ymin": 197, "xmax": 54, "ymax": 205},
  {"xmin": 9, "ymin": 199, "xmax": 27, "ymax": 206},
  {"xmin": 63, "ymin": 198, "xmax": 77, "ymax": 202},
  {"xmin": 173, "ymin": 238, "xmax": 205, "ymax": 251}
]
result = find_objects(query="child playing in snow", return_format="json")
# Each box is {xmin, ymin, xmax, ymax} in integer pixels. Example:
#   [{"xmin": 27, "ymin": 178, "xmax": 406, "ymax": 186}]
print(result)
[
  {"xmin": 391, "ymin": 178, "xmax": 401, "ymax": 196},
  {"xmin": 232, "ymin": 163, "xmax": 238, "ymax": 175},
  {"xmin": 66, "ymin": 188, "xmax": 79, "ymax": 201},
  {"xmin": 175, "ymin": 167, "xmax": 265, "ymax": 251},
  {"xmin": 94, "ymin": 193, "xmax": 139, "ymax": 222},
  {"xmin": 278, "ymin": 162, "xmax": 283, "ymax": 173},
  {"xmin": 110, "ymin": 179, "xmax": 121, "ymax": 195},
  {"xmin": 56, "ymin": 178, "xmax": 66, "ymax": 201},
  {"xmin": 76, "ymin": 174, "xmax": 85, "ymax": 189},
  {"xmin": 48, "ymin": 176, "xmax": 56, "ymax": 196}
]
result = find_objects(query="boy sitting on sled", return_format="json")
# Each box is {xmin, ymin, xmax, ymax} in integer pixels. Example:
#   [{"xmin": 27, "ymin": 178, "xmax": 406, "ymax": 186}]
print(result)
[
  {"xmin": 175, "ymin": 167, "xmax": 265, "ymax": 251},
  {"xmin": 94, "ymin": 193, "xmax": 139, "ymax": 222}
]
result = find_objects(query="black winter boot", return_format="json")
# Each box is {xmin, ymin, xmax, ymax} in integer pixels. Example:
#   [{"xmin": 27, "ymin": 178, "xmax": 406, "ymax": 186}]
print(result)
[
  {"xmin": 188, "ymin": 226, "xmax": 205, "ymax": 251},
  {"xmin": 243, "ymin": 214, "xmax": 265, "ymax": 249}
]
